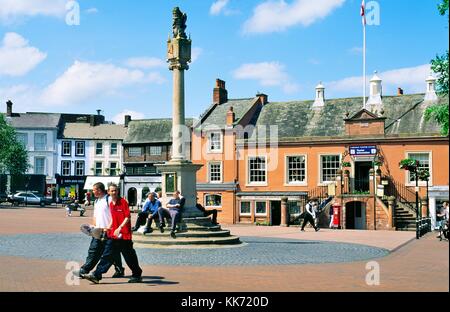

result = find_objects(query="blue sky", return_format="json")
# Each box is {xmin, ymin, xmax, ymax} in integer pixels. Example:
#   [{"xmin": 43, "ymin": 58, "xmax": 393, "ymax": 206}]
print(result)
[{"xmin": 0, "ymin": 0, "xmax": 448, "ymax": 123}]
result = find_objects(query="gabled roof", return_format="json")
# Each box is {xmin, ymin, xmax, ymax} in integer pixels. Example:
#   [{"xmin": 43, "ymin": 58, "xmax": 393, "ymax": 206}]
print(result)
[
  {"xmin": 195, "ymin": 98, "xmax": 259, "ymax": 130},
  {"xmin": 345, "ymin": 109, "xmax": 386, "ymax": 121},
  {"xmin": 62, "ymin": 123, "xmax": 127, "ymax": 140},
  {"xmin": 247, "ymin": 93, "xmax": 448, "ymax": 142},
  {"xmin": 123, "ymin": 118, "xmax": 194, "ymax": 144},
  {"xmin": 6, "ymin": 112, "xmax": 62, "ymax": 129}
]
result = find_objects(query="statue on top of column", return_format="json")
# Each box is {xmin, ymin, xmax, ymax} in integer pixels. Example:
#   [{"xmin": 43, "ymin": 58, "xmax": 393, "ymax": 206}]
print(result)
[{"xmin": 172, "ymin": 7, "xmax": 187, "ymax": 39}]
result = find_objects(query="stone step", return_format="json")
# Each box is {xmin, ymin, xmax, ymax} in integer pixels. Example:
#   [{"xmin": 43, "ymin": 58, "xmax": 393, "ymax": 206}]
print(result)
[
  {"xmin": 134, "ymin": 230, "xmax": 231, "ymax": 238},
  {"xmin": 133, "ymin": 235, "xmax": 242, "ymax": 246},
  {"xmin": 396, "ymin": 227, "xmax": 416, "ymax": 231}
]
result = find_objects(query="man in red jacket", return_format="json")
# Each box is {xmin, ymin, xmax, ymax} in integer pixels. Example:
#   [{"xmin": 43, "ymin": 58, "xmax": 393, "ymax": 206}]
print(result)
[{"xmin": 82, "ymin": 183, "xmax": 142, "ymax": 284}]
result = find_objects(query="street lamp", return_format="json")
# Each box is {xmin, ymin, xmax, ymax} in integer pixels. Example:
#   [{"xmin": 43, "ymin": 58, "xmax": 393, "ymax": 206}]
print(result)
[{"xmin": 415, "ymin": 167, "xmax": 419, "ymax": 240}]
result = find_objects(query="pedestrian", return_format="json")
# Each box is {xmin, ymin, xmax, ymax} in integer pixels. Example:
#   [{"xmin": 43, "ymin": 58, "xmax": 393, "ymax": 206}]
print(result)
[
  {"xmin": 437, "ymin": 201, "xmax": 449, "ymax": 239},
  {"xmin": 132, "ymin": 192, "xmax": 161, "ymax": 234},
  {"xmin": 301, "ymin": 199, "xmax": 319, "ymax": 232},
  {"xmin": 72, "ymin": 182, "xmax": 125, "ymax": 279},
  {"xmin": 83, "ymin": 183, "xmax": 143, "ymax": 284},
  {"xmin": 158, "ymin": 190, "xmax": 185, "ymax": 239}
]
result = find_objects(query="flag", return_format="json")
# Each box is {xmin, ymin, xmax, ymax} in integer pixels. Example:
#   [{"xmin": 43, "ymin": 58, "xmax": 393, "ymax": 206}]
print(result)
[{"xmin": 361, "ymin": 0, "xmax": 366, "ymax": 26}]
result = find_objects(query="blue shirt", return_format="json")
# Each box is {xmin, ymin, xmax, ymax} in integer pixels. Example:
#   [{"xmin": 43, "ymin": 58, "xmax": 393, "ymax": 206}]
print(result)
[{"xmin": 142, "ymin": 199, "xmax": 161, "ymax": 216}]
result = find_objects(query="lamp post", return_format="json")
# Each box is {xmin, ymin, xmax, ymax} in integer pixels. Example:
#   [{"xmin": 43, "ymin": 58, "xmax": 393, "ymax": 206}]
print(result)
[{"xmin": 415, "ymin": 167, "xmax": 419, "ymax": 240}]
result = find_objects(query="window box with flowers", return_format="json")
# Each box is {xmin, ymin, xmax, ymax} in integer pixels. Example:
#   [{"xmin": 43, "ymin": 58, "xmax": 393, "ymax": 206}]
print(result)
[{"xmin": 399, "ymin": 158, "xmax": 419, "ymax": 172}]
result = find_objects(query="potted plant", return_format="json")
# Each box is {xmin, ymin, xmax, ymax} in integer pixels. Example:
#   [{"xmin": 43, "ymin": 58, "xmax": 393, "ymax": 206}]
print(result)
[
  {"xmin": 341, "ymin": 161, "xmax": 351, "ymax": 168},
  {"xmin": 417, "ymin": 169, "xmax": 430, "ymax": 181},
  {"xmin": 399, "ymin": 158, "xmax": 419, "ymax": 171}
]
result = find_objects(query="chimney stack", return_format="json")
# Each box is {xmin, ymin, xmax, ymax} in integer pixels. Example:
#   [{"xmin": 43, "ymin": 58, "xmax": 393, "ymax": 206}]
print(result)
[
  {"xmin": 256, "ymin": 93, "xmax": 268, "ymax": 105},
  {"xmin": 226, "ymin": 106, "xmax": 235, "ymax": 127},
  {"xmin": 124, "ymin": 115, "xmax": 132, "ymax": 127},
  {"xmin": 213, "ymin": 79, "xmax": 228, "ymax": 105},
  {"xmin": 397, "ymin": 88, "xmax": 404, "ymax": 96},
  {"xmin": 6, "ymin": 100, "xmax": 12, "ymax": 117},
  {"xmin": 90, "ymin": 115, "xmax": 96, "ymax": 127}
]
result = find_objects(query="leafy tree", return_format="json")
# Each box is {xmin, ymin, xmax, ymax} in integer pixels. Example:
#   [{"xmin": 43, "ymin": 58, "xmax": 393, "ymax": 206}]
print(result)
[
  {"xmin": 425, "ymin": 0, "xmax": 449, "ymax": 136},
  {"xmin": 0, "ymin": 114, "xmax": 29, "ymax": 175}
]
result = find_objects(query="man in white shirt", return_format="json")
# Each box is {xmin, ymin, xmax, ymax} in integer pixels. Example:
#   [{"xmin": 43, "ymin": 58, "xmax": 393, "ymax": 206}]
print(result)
[
  {"xmin": 301, "ymin": 199, "xmax": 320, "ymax": 232},
  {"xmin": 73, "ymin": 182, "xmax": 124, "ymax": 278}
]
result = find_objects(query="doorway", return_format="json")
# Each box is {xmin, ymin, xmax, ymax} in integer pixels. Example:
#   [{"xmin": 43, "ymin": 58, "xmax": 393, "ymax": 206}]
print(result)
[
  {"xmin": 354, "ymin": 161, "xmax": 372, "ymax": 192},
  {"xmin": 271, "ymin": 201, "xmax": 281, "ymax": 226},
  {"xmin": 127, "ymin": 187, "xmax": 137, "ymax": 206},
  {"xmin": 345, "ymin": 201, "xmax": 366, "ymax": 229}
]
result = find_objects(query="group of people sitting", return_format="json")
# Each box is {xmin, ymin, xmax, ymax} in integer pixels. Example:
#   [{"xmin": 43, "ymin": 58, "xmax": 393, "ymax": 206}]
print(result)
[{"xmin": 131, "ymin": 190, "xmax": 219, "ymax": 239}]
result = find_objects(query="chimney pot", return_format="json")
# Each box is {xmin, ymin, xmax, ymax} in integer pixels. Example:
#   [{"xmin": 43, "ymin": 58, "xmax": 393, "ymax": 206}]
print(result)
[
  {"xmin": 226, "ymin": 106, "xmax": 235, "ymax": 127},
  {"xmin": 6, "ymin": 100, "xmax": 13, "ymax": 117},
  {"xmin": 256, "ymin": 93, "xmax": 268, "ymax": 105},
  {"xmin": 397, "ymin": 88, "xmax": 404, "ymax": 96}
]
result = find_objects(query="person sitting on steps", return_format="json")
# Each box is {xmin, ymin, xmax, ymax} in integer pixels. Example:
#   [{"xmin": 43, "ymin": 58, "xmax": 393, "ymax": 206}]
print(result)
[
  {"xmin": 196, "ymin": 197, "xmax": 219, "ymax": 225},
  {"xmin": 157, "ymin": 191, "xmax": 185, "ymax": 239},
  {"xmin": 132, "ymin": 192, "xmax": 161, "ymax": 234}
]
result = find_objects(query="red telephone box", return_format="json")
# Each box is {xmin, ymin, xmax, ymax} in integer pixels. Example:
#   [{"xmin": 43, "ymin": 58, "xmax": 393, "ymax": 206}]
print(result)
[{"xmin": 332, "ymin": 203, "xmax": 341, "ymax": 229}]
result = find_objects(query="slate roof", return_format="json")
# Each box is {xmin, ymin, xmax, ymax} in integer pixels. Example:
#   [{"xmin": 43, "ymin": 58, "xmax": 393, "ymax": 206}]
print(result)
[
  {"xmin": 245, "ymin": 94, "xmax": 448, "ymax": 142},
  {"xmin": 6, "ymin": 113, "xmax": 62, "ymax": 129},
  {"xmin": 62, "ymin": 123, "xmax": 127, "ymax": 140},
  {"xmin": 196, "ymin": 98, "xmax": 258, "ymax": 129},
  {"xmin": 124, "ymin": 118, "xmax": 194, "ymax": 144}
]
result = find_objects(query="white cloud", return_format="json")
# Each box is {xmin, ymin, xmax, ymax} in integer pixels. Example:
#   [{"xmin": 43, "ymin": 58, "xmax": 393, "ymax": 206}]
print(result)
[
  {"xmin": 0, "ymin": 32, "xmax": 47, "ymax": 77},
  {"xmin": 327, "ymin": 64, "xmax": 431, "ymax": 96},
  {"xmin": 85, "ymin": 8, "xmax": 98, "ymax": 14},
  {"xmin": 233, "ymin": 61, "xmax": 299, "ymax": 94},
  {"xmin": 191, "ymin": 47, "xmax": 203, "ymax": 63},
  {"xmin": 210, "ymin": 0, "xmax": 229, "ymax": 15},
  {"xmin": 146, "ymin": 72, "xmax": 166, "ymax": 84},
  {"xmin": 243, "ymin": 0, "xmax": 345, "ymax": 34},
  {"xmin": 0, "ymin": 84, "xmax": 40, "ymax": 112},
  {"xmin": 125, "ymin": 57, "xmax": 166, "ymax": 69},
  {"xmin": 112, "ymin": 110, "xmax": 145, "ymax": 125},
  {"xmin": 0, "ymin": 0, "xmax": 67, "ymax": 23},
  {"xmin": 41, "ymin": 61, "xmax": 148, "ymax": 106}
]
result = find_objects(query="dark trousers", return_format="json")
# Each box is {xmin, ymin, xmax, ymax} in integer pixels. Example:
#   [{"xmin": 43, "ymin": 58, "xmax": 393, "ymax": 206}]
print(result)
[
  {"xmin": 158, "ymin": 207, "xmax": 181, "ymax": 231},
  {"xmin": 134, "ymin": 211, "xmax": 149, "ymax": 228},
  {"xmin": 204, "ymin": 209, "xmax": 218, "ymax": 224},
  {"xmin": 81, "ymin": 237, "xmax": 123, "ymax": 274},
  {"xmin": 301, "ymin": 213, "xmax": 317, "ymax": 230},
  {"xmin": 93, "ymin": 239, "xmax": 142, "ymax": 280}
]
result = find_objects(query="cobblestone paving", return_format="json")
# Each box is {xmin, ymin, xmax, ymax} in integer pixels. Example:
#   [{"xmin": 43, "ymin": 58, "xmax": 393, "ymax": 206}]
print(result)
[{"xmin": 0, "ymin": 233, "xmax": 389, "ymax": 266}]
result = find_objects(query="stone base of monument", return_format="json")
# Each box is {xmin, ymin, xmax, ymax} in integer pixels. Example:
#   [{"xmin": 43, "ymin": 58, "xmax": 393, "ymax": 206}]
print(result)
[{"xmin": 132, "ymin": 217, "xmax": 241, "ymax": 247}]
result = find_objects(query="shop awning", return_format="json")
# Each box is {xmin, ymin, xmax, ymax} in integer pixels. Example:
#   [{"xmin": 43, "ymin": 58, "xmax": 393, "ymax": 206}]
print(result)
[{"xmin": 84, "ymin": 176, "xmax": 121, "ymax": 190}]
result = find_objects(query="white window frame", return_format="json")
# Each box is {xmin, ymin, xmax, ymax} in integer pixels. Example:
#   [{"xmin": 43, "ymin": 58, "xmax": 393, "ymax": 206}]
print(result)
[
  {"xmin": 61, "ymin": 160, "xmax": 71, "ymax": 176},
  {"xmin": 95, "ymin": 142, "xmax": 103, "ymax": 156},
  {"xmin": 208, "ymin": 161, "xmax": 223, "ymax": 183},
  {"xmin": 247, "ymin": 156, "xmax": 267, "ymax": 186},
  {"xmin": 16, "ymin": 133, "xmax": 28, "ymax": 147},
  {"xmin": 207, "ymin": 131, "xmax": 223, "ymax": 153},
  {"xmin": 319, "ymin": 154, "xmax": 341, "ymax": 185},
  {"xmin": 285, "ymin": 154, "xmax": 308, "ymax": 186},
  {"xmin": 94, "ymin": 162, "xmax": 103, "ymax": 176},
  {"xmin": 255, "ymin": 201, "xmax": 267, "ymax": 216},
  {"xmin": 34, "ymin": 133, "xmax": 47, "ymax": 151},
  {"xmin": 109, "ymin": 162, "xmax": 118, "ymax": 176},
  {"xmin": 110, "ymin": 142, "xmax": 118, "ymax": 156},
  {"xmin": 75, "ymin": 141, "xmax": 85, "ymax": 156},
  {"xmin": 150, "ymin": 146, "xmax": 162, "ymax": 156},
  {"xmin": 204, "ymin": 194, "xmax": 222, "ymax": 208},
  {"xmin": 405, "ymin": 151, "xmax": 432, "ymax": 186},
  {"xmin": 34, "ymin": 157, "xmax": 45, "ymax": 175},
  {"xmin": 62, "ymin": 141, "xmax": 71, "ymax": 156},
  {"xmin": 240, "ymin": 201, "xmax": 251, "ymax": 216},
  {"xmin": 75, "ymin": 160, "xmax": 84, "ymax": 176},
  {"xmin": 128, "ymin": 147, "xmax": 142, "ymax": 157}
]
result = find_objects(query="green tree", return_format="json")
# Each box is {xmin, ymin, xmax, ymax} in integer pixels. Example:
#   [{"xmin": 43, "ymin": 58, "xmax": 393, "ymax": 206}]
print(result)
[
  {"xmin": 0, "ymin": 114, "xmax": 29, "ymax": 175},
  {"xmin": 425, "ymin": 0, "xmax": 449, "ymax": 136}
]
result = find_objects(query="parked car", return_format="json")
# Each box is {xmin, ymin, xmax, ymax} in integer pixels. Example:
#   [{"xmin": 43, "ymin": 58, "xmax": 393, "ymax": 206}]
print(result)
[
  {"xmin": 8, "ymin": 192, "xmax": 52, "ymax": 207},
  {"xmin": 0, "ymin": 193, "xmax": 8, "ymax": 203}
]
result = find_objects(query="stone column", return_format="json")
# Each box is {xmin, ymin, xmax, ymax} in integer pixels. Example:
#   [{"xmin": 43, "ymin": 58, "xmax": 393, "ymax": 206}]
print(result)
[
  {"xmin": 387, "ymin": 196, "xmax": 396, "ymax": 229},
  {"xmin": 281, "ymin": 197, "xmax": 289, "ymax": 227},
  {"xmin": 369, "ymin": 169, "xmax": 375, "ymax": 196},
  {"xmin": 172, "ymin": 68, "xmax": 186, "ymax": 161}
]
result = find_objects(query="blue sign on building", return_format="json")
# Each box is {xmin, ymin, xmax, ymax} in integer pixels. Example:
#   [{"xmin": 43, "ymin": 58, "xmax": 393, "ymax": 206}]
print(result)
[{"xmin": 349, "ymin": 145, "xmax": 377, "ymax": 156}]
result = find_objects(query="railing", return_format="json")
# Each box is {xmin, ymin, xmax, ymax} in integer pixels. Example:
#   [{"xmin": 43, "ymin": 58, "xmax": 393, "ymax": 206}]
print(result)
[
  {"xmin": 384, "ymin": 177, "xmax": 418, "ymax": 215},
  {"xmin": 348, "ymin": 178, "xmax": 370, "ymax": 195},
  {"xmin": 417, "ymin": 217, "xmax": 432, "ymax": 238},
  {"xmin": 307, "ymin": 185, "xmax": 329, "ymax": 203}
]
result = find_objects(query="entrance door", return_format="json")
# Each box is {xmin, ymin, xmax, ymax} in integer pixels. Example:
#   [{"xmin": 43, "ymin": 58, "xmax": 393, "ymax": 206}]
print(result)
[
  {"xmin": 345, "ymin": 202, "xmax": 366, "ymax": 229},
  {"xmin": 271, "ymin": 201, "xmax": 281, "ymax": 226},
  {"xmin": 354, "ymin": 161, "xmax": 372, "ymax": 192},
  {"xmin": 127, "ymin": 187, "xmax": 137, "ymax": 206}
]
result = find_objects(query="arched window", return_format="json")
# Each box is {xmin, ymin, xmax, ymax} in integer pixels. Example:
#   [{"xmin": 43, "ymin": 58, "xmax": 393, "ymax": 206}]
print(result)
[{"xmin": 205, "ymin": 194, "xmax": 222, "ymax": 207}]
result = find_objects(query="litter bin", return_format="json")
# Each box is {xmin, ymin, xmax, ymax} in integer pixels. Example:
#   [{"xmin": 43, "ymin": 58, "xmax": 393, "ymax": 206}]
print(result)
[{"xmin": 332, "ymin": 203, "xmax": 341, "ymax": 229}]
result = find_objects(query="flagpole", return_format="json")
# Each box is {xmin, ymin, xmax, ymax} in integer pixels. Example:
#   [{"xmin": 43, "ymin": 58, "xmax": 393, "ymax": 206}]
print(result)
[{"xmin": 363, "ymin": 20, "xmax": 366, "ymax": 109}]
